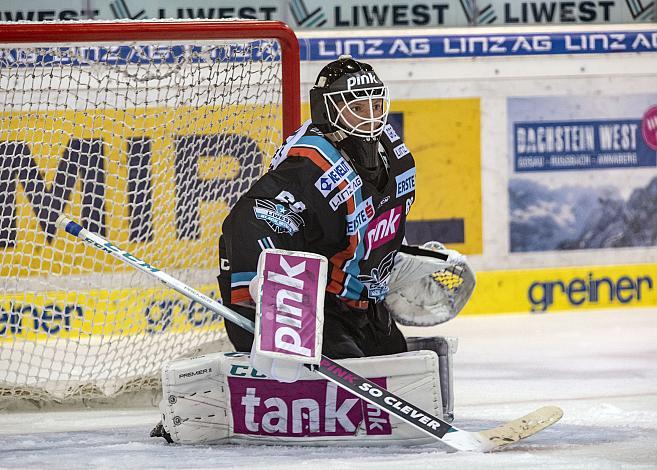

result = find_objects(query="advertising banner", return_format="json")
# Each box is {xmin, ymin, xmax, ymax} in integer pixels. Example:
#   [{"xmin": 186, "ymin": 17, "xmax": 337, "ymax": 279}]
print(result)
[
  {"xmin": 0, "ymin": 105, "xmax": 274, "ymax": 276},
  {"xmin": 0, "ymin": 0, "xmax": 653, "ymax": 26},
  {"xmin": 300, "ymin": 29, "xmax": 657, "ymax": 61},
  {"xmin": 472, "ymin": 0, "xmax": 655, "ymax": 25},
  {"xmin": 398, "ymin": 98, "xmax": 482, "ymax": 254},
  {"xmin": 463, "ymin": 263, "xmax": 657, "ymax": 314},
  {"xmin": 508, "ymin": 94, "xmax": 657, "ymax": 253},
  {"xmin": 0, "ymin": 0, "xmax": 469, "ymax": 25},
  {"xmin": 0, "ymin": 284, "xmax": 223, "ymax": 340}
]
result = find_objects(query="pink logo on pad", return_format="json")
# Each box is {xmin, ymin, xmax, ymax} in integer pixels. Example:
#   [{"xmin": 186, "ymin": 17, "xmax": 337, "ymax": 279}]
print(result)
[{"xmin": 229, "ymin": 376, "xmax": 391, "ymax": 437}]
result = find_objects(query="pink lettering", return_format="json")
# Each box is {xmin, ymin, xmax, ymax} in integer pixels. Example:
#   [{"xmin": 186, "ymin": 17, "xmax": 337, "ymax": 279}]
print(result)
[
  {"xmin": 228, "ymin": 377, "xmax": 391, "ymax": 437},
  {"xmin": 259, "ymin": 252, "xmax": 321, "ymax": 358},
  {"xmin": 364, "ymin": 206, "xmax": 402, "ymax": 259}
]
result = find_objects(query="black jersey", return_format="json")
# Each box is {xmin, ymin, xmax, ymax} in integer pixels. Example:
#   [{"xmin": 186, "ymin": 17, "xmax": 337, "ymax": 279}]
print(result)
[{"xmin": 219, "ymin": 120, "xmax": 415, "ymax": 309}]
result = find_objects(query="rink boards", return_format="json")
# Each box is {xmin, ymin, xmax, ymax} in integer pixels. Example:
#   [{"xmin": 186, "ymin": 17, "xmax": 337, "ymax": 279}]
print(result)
[
  {"xmin": 0, "ymin": 283, "xmax": 223, "ymax": 341},
  {"xmin": 3, "ymin": 260, "xmax": 656, "ymax": 343}
]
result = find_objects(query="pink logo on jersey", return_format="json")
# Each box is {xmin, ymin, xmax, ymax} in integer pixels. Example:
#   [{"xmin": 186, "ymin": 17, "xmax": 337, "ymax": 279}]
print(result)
[
  {"xmin": 642, "ymin": 105, "xmax": 657, "ymax": 150},
  {"xmin": 229, "ymin": 376, "xmax": 391, "ymax": 437},
  {"xmin": 364, "ymin": 206, "xmax": 402, "ymax": 259}
]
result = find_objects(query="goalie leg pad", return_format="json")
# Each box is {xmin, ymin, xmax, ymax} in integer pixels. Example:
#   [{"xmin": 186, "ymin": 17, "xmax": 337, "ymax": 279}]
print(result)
[
  {"xmin": 158, "ymin": 350, "xmax": 446, "ymax": 446},
  {"xmin": 158, "ymin": 354, "xmax": 232, "ymax": 445},
  {"xmin": 406, "ymin": 336, "xmax": 458, "ymax": 422}
]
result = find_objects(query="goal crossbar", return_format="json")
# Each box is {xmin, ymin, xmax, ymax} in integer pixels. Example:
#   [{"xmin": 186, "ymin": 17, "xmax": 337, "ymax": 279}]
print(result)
[{"xmin": 0, "ymin": 20, "xmax": 301, "ymax": 137}]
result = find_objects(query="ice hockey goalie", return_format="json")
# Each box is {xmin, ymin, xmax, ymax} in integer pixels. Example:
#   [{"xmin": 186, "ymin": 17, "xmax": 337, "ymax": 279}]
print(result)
[{"xmin": 151, "ymin": 248, "xmax": 464, "ymax": 447}]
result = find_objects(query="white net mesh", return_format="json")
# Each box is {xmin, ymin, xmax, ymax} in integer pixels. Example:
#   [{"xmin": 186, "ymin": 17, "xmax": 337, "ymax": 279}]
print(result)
[{"xmin": 0, "ymin": 24, "xmax": 288, "ymax": 405}]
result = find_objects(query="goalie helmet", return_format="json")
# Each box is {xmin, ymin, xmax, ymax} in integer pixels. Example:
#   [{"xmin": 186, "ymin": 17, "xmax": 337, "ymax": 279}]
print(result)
[{"xmin": 310, "ymin": 55, "xmax": 390, "ymax": 141}]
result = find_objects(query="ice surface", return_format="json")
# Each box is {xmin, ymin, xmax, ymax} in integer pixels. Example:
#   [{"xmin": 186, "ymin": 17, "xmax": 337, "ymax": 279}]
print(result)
[{"xmin": 1, "ymin": 308, "xmax": 656, "ymax": 469}]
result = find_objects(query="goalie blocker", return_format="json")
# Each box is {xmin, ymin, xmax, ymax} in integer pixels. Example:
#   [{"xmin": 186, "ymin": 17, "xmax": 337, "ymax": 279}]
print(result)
[
  {"xmin": 156, "ymin": 344, "xmax": 456, "ymax": 446},
  {"xmin": 250, "ymin": 249, "xmax": 327, "ymax": 383}
]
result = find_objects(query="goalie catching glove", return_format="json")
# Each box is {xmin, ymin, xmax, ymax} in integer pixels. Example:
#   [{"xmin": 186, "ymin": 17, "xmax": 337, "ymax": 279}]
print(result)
[
  {"xmin": 249, "ymin": 249, "xmax": 327, "ymax": 383},
  {"xmin": 384, "ymin": 241, "xmax": 475, "ymax": 326}
]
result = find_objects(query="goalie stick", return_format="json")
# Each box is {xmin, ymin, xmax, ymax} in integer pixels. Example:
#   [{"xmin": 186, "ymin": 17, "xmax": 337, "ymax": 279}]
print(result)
[{"xmin": 56, "ymin": 215, "xmax": 562, "ymax": 452}]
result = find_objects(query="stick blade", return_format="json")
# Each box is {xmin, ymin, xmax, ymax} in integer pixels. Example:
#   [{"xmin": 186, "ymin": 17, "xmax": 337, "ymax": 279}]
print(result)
[{"xmin": 477, "ymin": 405, "xmax": 563, "ymax": 451}]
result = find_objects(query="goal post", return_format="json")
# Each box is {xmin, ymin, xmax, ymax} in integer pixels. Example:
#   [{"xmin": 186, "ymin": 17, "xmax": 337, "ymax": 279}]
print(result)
[{"xmin": 0, "ymin": 19, "xmax": 300, "ymax": 406}]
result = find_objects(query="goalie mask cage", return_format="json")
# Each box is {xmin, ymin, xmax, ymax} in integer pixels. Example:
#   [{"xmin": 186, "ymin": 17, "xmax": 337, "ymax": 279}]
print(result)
[{"xmin": 0, "ymin": 20, "xmax": 300, "ymax": 406}]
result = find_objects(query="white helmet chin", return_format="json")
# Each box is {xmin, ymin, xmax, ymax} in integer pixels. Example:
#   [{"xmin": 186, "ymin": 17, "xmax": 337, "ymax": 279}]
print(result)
[{"xmin": 323, "ymin": 85, "xmax": 390, "ymax": 140}]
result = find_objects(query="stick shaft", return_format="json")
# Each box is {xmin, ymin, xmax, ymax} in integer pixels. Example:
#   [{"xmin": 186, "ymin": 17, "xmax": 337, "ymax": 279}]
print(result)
[{"xmin": 56, "ymin": 215, "xmax": 255, "ymax": 333}]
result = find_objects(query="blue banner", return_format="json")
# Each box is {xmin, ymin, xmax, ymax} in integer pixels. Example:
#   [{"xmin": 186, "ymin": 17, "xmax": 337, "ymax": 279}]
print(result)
[
  {"xmin": 299, "ymin": 30, "xmax": 657, "ymax": 60},
  {"xmin": 513, "ymin": 119, "xmax": 656, "ymax": 172},
  {"xmin": 4, "ymin": 30, "xmax": 656, "ymax": 66}
]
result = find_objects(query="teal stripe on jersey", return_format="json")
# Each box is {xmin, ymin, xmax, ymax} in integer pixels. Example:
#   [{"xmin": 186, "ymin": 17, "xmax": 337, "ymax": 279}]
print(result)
[
  {"xmin": 231, "ymin": 271, "xmax": 257, "ymax": 287},
  {"xmin": 341, "ymin": 191, "xmax": 367, "ymax": 300},
  {"xmin": 296, "ymin": 135, "xmax": 344, "ymax": 164}
]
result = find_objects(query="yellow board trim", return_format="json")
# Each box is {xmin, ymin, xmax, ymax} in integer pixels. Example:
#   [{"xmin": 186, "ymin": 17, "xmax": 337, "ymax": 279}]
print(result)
[
  {"xmin": 4, "ymin": 263, "xmax": 653, "ymax": 343},
  {"xmin": 0, "ymin": 284, "xmax": 224, "ymax": 341},
  {"xmin": 463, "ymin": 264, "xmax": 657, "ymax": 315}
]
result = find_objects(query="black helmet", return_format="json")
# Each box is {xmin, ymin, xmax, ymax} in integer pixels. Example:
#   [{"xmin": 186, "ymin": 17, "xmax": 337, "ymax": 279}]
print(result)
[{"xmin": 310, "ymin": 55, "xmax": 389, "ymax": 140}]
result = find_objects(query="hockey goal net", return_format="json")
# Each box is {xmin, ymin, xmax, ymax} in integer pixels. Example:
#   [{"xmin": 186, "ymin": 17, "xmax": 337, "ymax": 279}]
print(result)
[{"xmin": 0, "ymin": 20, "xmax": 300, "ymax": 406}]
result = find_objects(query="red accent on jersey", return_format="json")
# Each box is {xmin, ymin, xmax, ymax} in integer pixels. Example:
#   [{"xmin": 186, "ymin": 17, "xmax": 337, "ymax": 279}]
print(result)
[{"xmin": 230, "ymin": 287, "xmax": 253, "ymax": 306}]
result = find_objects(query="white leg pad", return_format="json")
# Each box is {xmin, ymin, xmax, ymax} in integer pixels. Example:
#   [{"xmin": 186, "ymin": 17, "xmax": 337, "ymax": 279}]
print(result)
[
  {"xmin": 159, "ymin": 350, "xmax": 445, "ymax": 446},
  {"xmin": 406, "ymin": 336, "xmax": 458, "ymax": 422}
]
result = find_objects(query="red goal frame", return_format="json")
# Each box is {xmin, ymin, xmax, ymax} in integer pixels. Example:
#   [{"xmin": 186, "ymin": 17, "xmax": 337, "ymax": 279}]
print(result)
[{"xmin": 0, "ymin": 19, "xmax": 301, "ymax": 137}]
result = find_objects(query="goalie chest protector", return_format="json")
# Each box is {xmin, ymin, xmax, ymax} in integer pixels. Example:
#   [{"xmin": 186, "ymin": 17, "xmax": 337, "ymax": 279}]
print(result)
[
  {"xmin": 348, "ymin": 123, "xmax": 416, "ymax": 302},
  {"xmin": 219, "ymin": 121, "xmax": 415, "ymax": 306}
]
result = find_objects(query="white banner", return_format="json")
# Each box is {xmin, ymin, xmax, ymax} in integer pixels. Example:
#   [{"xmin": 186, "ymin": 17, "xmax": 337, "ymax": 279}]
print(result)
[{"xmin": 0, "ymin": 0, "xmax": 653, "ymax": 26}]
